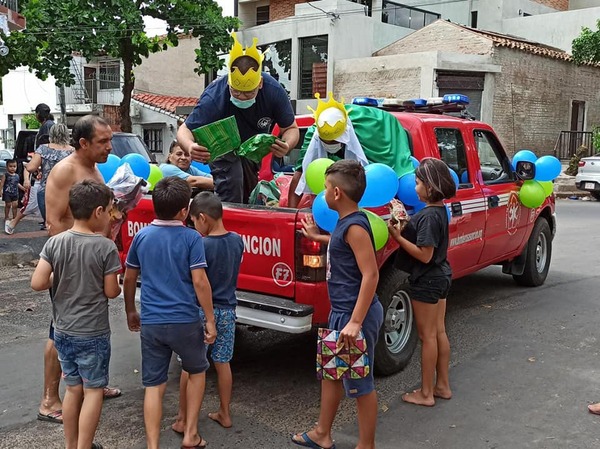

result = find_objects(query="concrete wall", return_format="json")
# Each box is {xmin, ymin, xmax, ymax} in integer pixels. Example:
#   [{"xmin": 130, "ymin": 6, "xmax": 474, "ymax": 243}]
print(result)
[
  {"xmin": 477, "ymin": 0, "xmax": 558, "ymax": 32},
  {"xmin": 490, "ymin": 47, "xmax": 600, "ymax": 156},
  {"xmin": 570, "ymin": 0, "xmax": 600, "ymax": 9},
  {"xmin": 502, "ymin": 7, "xmax": 600, "ymax": 51},
  {"xmin": 135, "ymin": 36, "xmax": 205, "ymax": 98},
  {"xmin": 238, "ymin": 0, "xmax": 270, "ymax": 28},
  {"xmin": 131, "ymin": 106, "xmax": 179, "ymax": 163}
]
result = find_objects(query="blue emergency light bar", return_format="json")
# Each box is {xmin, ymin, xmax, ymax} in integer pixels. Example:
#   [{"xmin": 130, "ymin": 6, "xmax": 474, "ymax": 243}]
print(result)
[
  {"xmin": 442, "ymin": 94, "xmax": 469, "ymax": 104},
  {"xmin": 352, "ymin": 94, "xmax": 471, "ymax": 115},
  {"xmin": 351, "ymin": 97, "xmax": 380, "ymax": 107}
]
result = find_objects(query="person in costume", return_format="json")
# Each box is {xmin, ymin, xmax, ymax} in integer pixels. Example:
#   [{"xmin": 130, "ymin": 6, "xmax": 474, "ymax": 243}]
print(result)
[
  {"xmin": 288, "ymin": 93, "xmax": 414, "ymax": 208},
  {"xmin": 177, "ymin": 32, "xmax": 299, "ymax": 203}
]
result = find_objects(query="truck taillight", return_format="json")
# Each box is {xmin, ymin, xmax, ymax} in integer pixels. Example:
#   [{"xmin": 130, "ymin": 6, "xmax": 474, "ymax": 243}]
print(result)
[
  {"xmin": 579, "ymin": 161, "xmax": 586, "ymax": 167},
  {"xmin": 295, "ymin": 231, "xmax": 327, "ymax": 282}
]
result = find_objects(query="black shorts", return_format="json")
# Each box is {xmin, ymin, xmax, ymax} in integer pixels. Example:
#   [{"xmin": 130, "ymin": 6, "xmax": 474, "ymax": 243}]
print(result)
[
  {"xmin": 3, "ymin": 194, "xmax": 18, "ymax": 202},
  {"xmin": 409, "ymin": 276, "xmax": 451, "ymax": 304}
]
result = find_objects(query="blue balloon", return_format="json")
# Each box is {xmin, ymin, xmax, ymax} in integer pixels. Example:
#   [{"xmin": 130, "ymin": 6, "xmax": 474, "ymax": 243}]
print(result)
[
  {"xmin": 512, "ymin": 150, "xmax": 537, "ymax": 171},
  {"xmin": 312, "ymin": 191, "xmax": 338, "ymax": 233},
  {"xmin": 410, "ymin": 156, "xmax": 420, "ymax": 169},
  {"xmin": 98, "ymin": 154, "xmax": 121, "ymax": 183},
  {"xmin": 121, "ymin": 153, "xmax": 151, "ymax": 180},
  {"xmin": 360, "ymin": 163, "xmax": 399, "ymax": 207},
  {"xmin": 534, "ymin": 155, "xmax": 561, "ymax": 182},
  {"xmin": 446, "ymin": 204, "xmax": 452, "ymax": 222},
  {"xmin": 191, "ymin": 160, "xmax": 211, "ymax": 174},
  {"xmin": 397, "ymin": 173, "xmax": 421, "ymax": 206},
  {"xmin": 448, "ymin": 168, "xmax": 459, "ymax": 186},
  {"xmin": 460, "ymin": 170, "xmax": 469, "ymax": 183}
]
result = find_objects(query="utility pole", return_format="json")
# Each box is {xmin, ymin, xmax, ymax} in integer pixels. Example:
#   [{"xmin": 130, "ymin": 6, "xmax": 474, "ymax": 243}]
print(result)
[{"xmin": 58, "ymin": 85, "xmax": 67, "ymax": 124}]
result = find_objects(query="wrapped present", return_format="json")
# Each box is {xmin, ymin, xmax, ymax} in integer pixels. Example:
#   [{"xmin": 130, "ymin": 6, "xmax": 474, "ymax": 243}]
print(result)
[
  {"xmin": 316, "ymin": 327, "xmax": 370, "ymax": 381},
  {"xmin": 106, "ymin": 163, "xmax": 148, "ymax": 240},
  {"xmin": 191, "ymin": 116, "xmax": 241, "ymax": 162},
  {"xmin": 237, "ymin": 133, "xmax": 277, "ymax": 163},
  {"xmin": 388, "ymin": 198, "xmax": 410, "ymax": 230}
]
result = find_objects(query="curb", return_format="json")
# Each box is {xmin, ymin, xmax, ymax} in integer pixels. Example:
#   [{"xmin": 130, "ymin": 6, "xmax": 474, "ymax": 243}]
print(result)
[{"xmin": 0, "ymin": 245, "xmax": 39, "ymax": 267}]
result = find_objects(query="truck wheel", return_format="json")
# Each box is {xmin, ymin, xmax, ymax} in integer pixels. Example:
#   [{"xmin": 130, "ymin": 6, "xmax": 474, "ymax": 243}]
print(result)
[
  {"xmin": 374, "ymin": 268, "xmax": 417, "ymax": 375},
  {"xmin": 591, "ymin": 192, "xmax": 600, "ymax": 201},
  {"xmin": 513, "ymin": 218, "xmax": 552, "ymax": 287}
]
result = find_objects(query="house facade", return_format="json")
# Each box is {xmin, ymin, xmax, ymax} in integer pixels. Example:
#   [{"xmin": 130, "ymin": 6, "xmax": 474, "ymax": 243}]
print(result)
[{"xmin": 333, "ymin": 20, "xmax": 600, "ymax": 156}]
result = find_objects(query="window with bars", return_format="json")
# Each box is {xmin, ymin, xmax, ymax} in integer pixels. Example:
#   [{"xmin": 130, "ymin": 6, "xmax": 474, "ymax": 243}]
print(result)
[
  {"xmin": 256, "ymin": 5, "xmax": 269, "ymax": 25},
  {"xmin": 299, "ymin": 35, "xmax": 328, "ymax": 100},
  {"xmin": 143, "ymin": 128, "xmax": 163, "ymax": 153},
  {"xmin": 99, "ymin": 64, "xmax": 120, "ymax": 90}
]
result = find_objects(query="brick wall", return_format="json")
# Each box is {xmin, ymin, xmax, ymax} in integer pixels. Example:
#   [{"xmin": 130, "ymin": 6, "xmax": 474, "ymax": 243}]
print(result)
[
  {"xmin": 103, "ymin": 105, "xmax": 121, "ymax": 132},
  {"xmin": 531, "ymin": 0, "xmax": 569, "ymax": 11},
  {"xmin": 334, "ymin": 56, "xmax": 422, "ymax": 100},
  {"xmin": 375, "ymin": 21, "xmax": 493, "ymax": 57},
  {"xmin": 270, "ymin": 0, "xmax": 308, "ymax": 21},
  {"xmin": 491, "ymin": 47, "xmax": 600, "ymax": 156}
]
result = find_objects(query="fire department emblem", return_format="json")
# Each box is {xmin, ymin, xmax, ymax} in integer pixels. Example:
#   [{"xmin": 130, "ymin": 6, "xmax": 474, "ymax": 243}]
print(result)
[{"xmin": 506, "ymin": 192, "xmax": 521, "ymax": 235}]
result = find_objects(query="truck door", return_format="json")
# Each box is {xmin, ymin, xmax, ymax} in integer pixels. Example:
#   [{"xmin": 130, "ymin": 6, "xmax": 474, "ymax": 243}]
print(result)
[
  {"xmin": 434, "ymin": 127, "xmax": 486, "ymax": 277},
  {"xmin": 472, "ymin": 129, "xmax": 529, "ymax": 264},
  {"xmin": 223, "ymin": 205, "xmax": 299, "ymax": 298}
]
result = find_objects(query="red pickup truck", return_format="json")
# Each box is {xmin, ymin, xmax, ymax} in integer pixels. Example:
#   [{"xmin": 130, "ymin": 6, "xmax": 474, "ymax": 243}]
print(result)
[{"xmin": 118, "ymin": 104, "xmax": 556, "ymax": 375}]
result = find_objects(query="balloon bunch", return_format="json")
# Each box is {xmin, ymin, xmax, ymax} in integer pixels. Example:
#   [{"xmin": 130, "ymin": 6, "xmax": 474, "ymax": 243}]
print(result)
[
  {"xmin": 305, "ymin": 159, "xmax": 397, "ymax": 250},
  {"xmin": 512, "ymin": 150, "xmax": 560, "ymax": 208},
  {"xmin": 98, "ymin": 153, "xmax": 163, "ymax": 191}
]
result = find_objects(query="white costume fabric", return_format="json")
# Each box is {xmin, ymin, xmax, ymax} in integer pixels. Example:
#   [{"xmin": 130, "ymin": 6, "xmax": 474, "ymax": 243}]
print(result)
[{"xmin": 295, "ymin": 119, "xmax": 369, "ymax": 196}]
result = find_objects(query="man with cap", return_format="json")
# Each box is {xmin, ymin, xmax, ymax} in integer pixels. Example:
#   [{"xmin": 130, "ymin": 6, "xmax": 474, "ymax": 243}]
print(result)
[{"xmin": 177, "ymin": 32, "xmax": 299, "ymax": 203}]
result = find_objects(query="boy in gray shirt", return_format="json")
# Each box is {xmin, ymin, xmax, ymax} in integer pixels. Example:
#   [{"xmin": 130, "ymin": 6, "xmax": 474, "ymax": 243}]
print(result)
[{"xmin": 31, "ymin": 180, "xmax": 122, "ymax": 449}]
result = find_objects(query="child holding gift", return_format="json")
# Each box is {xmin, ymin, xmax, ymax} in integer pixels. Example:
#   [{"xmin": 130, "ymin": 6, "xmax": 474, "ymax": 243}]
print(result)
[{"xmin": 293, "ymin": 159, "xmax": 384, "ymax": 449}]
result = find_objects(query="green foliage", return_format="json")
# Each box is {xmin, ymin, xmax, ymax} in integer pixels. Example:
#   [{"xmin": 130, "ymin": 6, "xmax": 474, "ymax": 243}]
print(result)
[
  {"xmin": 22, "ymin": 114, "xmax": 40, "ymax": 130},
  {"xmin": 593, "ymin": 126, "xmax": 600, "ymax": 154},
  {"xmin": 0, "ymin": 0, "xmax": 240, "ymax": 131},
  {"xmin": 572, "ymin": 19, "xmax": 600, "ymax": 65}
]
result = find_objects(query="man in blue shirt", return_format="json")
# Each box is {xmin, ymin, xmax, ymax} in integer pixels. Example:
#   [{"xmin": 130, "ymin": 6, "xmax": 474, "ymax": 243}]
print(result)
[{"xmin": 177, "ymin": 33, "xmax": 299, "ymax": 203}]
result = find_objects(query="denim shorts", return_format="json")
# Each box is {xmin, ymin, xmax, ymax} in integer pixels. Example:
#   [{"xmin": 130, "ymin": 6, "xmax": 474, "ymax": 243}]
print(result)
[
  {"xmin": 140, "ymin": 320, "xmax": 209, "ymax": 387},
  {"xmin": 53, "ymin": 331, "xmax": 111, "ymax": 389},
  {"xmin": 199, "ymin": 308, "xmax": 236, "ymax": 363},
  {"xmin": 409, "ymin": 276, "xmax": 452, "ymax": 304},
  {"xmin": 328, "ymin": 300, "xmax": 384, "ymax": 399}
]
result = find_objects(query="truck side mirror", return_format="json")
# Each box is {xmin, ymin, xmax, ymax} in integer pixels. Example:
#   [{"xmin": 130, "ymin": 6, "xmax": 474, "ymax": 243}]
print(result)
[{"xmin": 515, "ymin": 161, "xmax": 536, "ymax": 180}]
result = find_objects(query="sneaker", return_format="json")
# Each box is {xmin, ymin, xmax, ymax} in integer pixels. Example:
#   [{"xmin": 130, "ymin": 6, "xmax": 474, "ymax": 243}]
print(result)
[{"xmin": 4, "ymin": 221, "xmax": 14, "ymax": 235}]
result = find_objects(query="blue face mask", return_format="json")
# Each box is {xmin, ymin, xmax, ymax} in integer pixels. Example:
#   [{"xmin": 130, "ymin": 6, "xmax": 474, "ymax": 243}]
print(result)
[{"xmin": 230, "ymin": 96, "xmax": 256, "ymax": 109}]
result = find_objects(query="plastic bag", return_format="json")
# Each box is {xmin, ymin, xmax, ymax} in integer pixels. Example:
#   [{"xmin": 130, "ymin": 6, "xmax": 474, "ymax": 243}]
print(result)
[
  {"xmin": 106, "ymin": 163, "xmax": 148, "ymax": 240},
  {"xmin": 248, "ymin": 179, "xmax": 280, "ymax": 206},
  {"xmin": 237, "ymin": 134, "xmax": 277, "ymax": 163}
]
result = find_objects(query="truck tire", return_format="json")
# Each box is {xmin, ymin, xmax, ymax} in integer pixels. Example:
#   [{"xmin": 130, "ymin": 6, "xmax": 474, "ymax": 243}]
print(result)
[
  {"xmin": 374, "ymin": 267, "xmax": 417, "ymax": 375},
  {"xmin": 512, "ymin": 218, "xmax": 552, "ymax": 287}
]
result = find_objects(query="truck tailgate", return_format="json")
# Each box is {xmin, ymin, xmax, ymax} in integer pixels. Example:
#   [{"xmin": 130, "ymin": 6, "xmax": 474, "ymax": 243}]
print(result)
[{"xmin": 223, "ymin": 205, "xmax": 298, "ymax": 298}]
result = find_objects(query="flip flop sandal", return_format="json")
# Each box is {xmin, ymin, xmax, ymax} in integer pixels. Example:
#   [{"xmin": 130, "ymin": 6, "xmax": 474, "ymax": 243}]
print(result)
[
  {"xmin": 103, "ymin": 387, "xmax": 122, "ymax": 399},
  {"xmin": 180, "ymin": 437, "xmax": 207, "ymax": 449},
  {"xmin": 291, "ymin": 432, "xmax": 336, "ymax": 449},
  {"xmin": 91, "ymin": 443, "xmax": 104, "ymax": 449},
  {"xmin": 37, "ymin": 410, "xmax": 63, "ymax": 424}
]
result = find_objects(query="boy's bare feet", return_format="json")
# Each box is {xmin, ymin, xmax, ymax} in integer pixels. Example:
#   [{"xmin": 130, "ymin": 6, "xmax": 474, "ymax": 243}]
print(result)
[
  {"xmin": 171, "ymin": 418, "xmax": 185, "ymax": 435},
  {"xmin": 413, "ymin": 387, "xmax": 452, "ymax": 400},
  {"xmin": 402, "ymin": 390, "xmax": 435, "ymax": 407},
  {"xmin": 208, "ymin": 411, "xmax": 232, "ymax": 428},
  {"xmin": 588, "ymin": 402, "xmax": 600, "ymax": 415}
]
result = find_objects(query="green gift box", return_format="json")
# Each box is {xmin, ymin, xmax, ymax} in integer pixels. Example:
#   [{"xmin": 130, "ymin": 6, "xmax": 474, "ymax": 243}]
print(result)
[
  {"xmin": 238, "ymin": 134, "xmax": 278, "ymax": 163},
  {"xmin": 191, "ymin": 116, "xmax": 241, "ymax": 162}
]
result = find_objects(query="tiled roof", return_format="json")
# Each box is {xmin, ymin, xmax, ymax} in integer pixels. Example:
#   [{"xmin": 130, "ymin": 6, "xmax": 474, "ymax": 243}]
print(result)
[{"xmin": 132, "ymin": 93, "xmax": 198, "ymax": 119}]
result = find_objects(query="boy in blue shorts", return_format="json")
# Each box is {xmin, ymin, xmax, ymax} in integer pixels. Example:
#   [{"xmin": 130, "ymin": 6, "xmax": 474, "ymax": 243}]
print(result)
[
  {"xmin": 172, "ymin": 191, "xmax": 244, "ymax": 432},
  {"xmin": 31, "ymin": 180, "xmax": 122, "ymax": 449},
  {"xmin": 123, "ymin": 177, "xmax": 216, "ymax": 449},
  {"xmin": 293, "ymin": 160, "xmax": 384, "ymax": 449}
]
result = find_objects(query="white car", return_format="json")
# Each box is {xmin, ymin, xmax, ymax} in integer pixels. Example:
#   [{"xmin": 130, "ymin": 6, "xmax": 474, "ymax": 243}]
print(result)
[
  {"xmin": 576, "ymin": 154, "xmax": 600, "ymax": 200},
  {"xmin": 0, "ymin": 149, "xmax": 14, "ymax": 177}
]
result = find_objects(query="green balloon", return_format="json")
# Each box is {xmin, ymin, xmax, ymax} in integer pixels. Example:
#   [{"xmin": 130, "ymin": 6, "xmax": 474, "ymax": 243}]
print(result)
[
  {"xmin": 147, "ymin": 164, "xmax": 164, "ymax": 192},
  {"xmin": 519, "ymin": 180, "xmax": 546, "ymax": 208},
  {"xmin": 306, "ymin": 158, "xmax": 335, "ymax": 194},
  {"xmin": 363, "ymin": 209, "xmax": 389, "ymax": 251},
  {"xmin": 539, "ymin": 181, "xmax": 554, "ymax": 197}
]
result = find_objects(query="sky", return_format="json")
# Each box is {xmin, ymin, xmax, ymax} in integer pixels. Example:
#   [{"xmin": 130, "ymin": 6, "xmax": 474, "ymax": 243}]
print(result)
[{"xmin": 142, "ymin": 0, "xmax": 234, "ymax": 37}]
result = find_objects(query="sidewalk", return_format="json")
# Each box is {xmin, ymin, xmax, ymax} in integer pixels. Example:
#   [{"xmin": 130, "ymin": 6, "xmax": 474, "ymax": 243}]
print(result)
[{"xmin": 0, "ymin": 204, "xmax": 48, "ymax": 266}]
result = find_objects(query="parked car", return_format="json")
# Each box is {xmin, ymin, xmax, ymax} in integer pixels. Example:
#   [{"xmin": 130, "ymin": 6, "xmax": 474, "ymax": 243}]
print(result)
[
  {"xmin": 119, "ymin": 98, "xmax": 557, "ymax": 375},
  {"xmin": 575, "ymin": 153, "xmax": 600, "ymax": 200},
  {"xmin": 111, "ymin": 132, "xmax": 157, "ymax": 163},
  {"xmin": 0, "ymin": 149, "xmax": 15, "ymax": 177}
]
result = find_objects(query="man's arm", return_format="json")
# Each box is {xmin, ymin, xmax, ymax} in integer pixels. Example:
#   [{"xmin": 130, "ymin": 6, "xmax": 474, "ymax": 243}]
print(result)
[
  {"xmin": 45, "ymin": 164, "xmax": 74, "ymax": 236},
  {"xmin": 339, "ymin": 225, "xmax": 379, "ymax": 348},
  {"xmin": 271, "ymin": 122, "xmax": 299, "ymax": 158}
]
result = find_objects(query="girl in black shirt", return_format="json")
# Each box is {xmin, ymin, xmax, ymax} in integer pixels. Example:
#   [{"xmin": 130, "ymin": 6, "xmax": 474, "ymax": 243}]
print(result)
[{"xmin": 388, "ymin": 158, "xmax": 457, "ymax": 407}]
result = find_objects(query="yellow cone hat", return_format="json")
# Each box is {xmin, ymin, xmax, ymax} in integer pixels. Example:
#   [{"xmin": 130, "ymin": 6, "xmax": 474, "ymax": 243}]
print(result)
[
  {"xmin": 308, "ymin": 92, "xmax": 348, "ymax": 142},
  {"xmin": 228, "ymin": 32, "xmax": 264, "ymax": 92}
]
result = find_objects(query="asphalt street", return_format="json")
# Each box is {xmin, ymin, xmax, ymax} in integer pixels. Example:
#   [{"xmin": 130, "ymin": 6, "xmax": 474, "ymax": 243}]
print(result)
[{"xmin": 0, "ymin": 200, "xmax": 599, "ymax": 448}]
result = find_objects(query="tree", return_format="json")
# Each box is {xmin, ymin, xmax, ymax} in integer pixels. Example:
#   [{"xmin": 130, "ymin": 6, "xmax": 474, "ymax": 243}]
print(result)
[
  {"xmin": 572, "ymin": 19, "xmax": 600, "ymax": 65},
  {"xmin": 0, "ymin": 0, "xmax": 239, "ymax": 132}
]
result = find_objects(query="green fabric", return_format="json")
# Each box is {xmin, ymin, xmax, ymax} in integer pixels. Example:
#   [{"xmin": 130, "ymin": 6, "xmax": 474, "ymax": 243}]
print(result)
[
  {"xmin": 249, "ymin": 179, "xmax": 280, "ymax": 206},
  {"xmin": 295, "ymin": 105, "xmax": 413, "ymax": 177},
  {"xmin": 191, "ymin": 116, "xmax": 241, "ymax": 162},
  {"xmin": 238, "ymin": 134, "xmax": 277, "ymax": 163}
]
